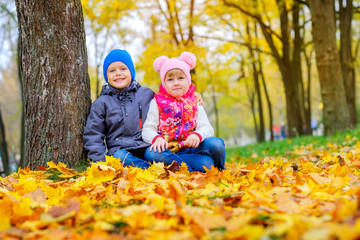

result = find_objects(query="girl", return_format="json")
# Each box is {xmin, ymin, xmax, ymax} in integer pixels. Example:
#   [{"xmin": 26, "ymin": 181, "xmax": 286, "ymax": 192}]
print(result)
[{"xmin": 142, "ymin": 52, "xmax": 225, "ymax": 172}]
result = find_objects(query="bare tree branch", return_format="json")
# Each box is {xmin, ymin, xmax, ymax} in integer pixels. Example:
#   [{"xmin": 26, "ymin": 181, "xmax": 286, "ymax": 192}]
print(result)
[
  {"xmin": 0, "ymin": 3, "xmax": 17, "ymax": 22},
  {"xmin": 194, "ymin": 34, "xmax": 275, "ymax": 57},
  {"xmin": 222, "ymin": 0, "xmax": 282, "ymax": 41},
  {"xmin": 173, "ymin": 0, "xmax": 184, "ymax": 42}
]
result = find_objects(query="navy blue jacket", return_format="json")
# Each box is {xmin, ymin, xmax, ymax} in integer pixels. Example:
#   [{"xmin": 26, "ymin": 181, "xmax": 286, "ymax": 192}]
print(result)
[{"xmin": 83, "ymin": 81, "xmax": 155, "ymax": 162}]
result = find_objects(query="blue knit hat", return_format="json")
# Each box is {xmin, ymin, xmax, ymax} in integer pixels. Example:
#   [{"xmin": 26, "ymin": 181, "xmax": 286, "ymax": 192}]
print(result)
[{"xmin": 103, "ymin": 49, "xmax": 135, "ymax": 83}]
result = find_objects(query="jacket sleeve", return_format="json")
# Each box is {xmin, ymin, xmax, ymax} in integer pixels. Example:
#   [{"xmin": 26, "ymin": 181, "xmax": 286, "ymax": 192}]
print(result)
[
  {"xmin": 83, "ymin": 100, "xmax": 107, "ymax": 162},
  {"xmin": 194, "ymin": 104, "xmax": 214, "ymax": 142},
  {"xmin": 142, "ymin": 99, "xmax": 160, "ymax": 143}
]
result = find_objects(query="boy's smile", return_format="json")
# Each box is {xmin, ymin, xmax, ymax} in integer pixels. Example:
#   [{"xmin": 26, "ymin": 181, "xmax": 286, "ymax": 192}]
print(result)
[
  {"xmin": 107, "ymin": 61, "xmax": 132, "ymax": 89},
  {"xmin": 163, "ymin": 70, "xmax": 189, "ymax": 98}
]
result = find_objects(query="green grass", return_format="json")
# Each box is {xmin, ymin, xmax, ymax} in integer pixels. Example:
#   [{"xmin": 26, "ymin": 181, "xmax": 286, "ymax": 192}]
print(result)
[
  {"xmin": 74, "ymin": 159, "xmax": 90, "ymax": 172},
  {"xmin": 226, "ymin": 124, "xmax": 360, "ymax": 163}
]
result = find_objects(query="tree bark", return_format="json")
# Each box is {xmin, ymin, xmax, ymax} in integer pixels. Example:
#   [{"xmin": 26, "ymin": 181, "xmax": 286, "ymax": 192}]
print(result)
[
  {"xmin": 276, "ymin": 0, "xmax": 303, "ymax": 137},
  {"xmin": 303, "ymin": 48, "xmax": 313, "ymax": 135},
  {"xmin": 17, "ymin": 28, "xmax": 25, "ymax": 168},
  {"xmin": 0, "ymin": 109, "xmax": 10, "ymax": 175},
  {"xmin": 246, "ymin": 21, "xmax": 265, "ymax": 142},
  {"xmin": 310, "ymin": 0, "xmax": 352, "ymax": 135},
  {"xmin": 15, "ymin": 0, "xmax": 91, "ymax": 169},
  {"xmin": 259, "ymin": 61, "xmax": 274, "ymax": 141},
  {"xmin": 210, "ymin": 83, "xmax": 220, "ymax": 138},
  {"xmin": 254, "ymin": 20, "xmax": 273, "ymax": 141},
  {"xmin": 248, "ymin": 84, "xmax": 259, "ymax": 141},
  {"xmin": 339, "ymin": 0, "xmax": 356, "ymax": 125},
  {"xmin": 292, "ymin": 2, "xmax": 311, "ymax": 134}
]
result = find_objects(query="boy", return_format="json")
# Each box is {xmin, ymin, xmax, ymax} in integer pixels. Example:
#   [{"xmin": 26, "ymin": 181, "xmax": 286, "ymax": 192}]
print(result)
[{"xmin": 83, "ymin": 49, "xmax": 154, "ymax": 168}]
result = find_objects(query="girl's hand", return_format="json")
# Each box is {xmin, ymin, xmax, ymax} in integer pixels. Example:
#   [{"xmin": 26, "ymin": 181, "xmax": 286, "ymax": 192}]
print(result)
[
  {"xmin": 150, "ymin": 137, "xmax": 168, "ymax": 153},
  {"xmin": 184, "ymin": 134, "xmax": 200, "ymax": 148},
  {"xmin": 194, "ymin": 92, "xmax": 204, "ymax": 106}
]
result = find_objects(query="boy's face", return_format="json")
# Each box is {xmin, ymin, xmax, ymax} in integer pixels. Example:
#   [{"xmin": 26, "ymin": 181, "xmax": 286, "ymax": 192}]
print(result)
[
  {"xmin": 163, "ymin": 70, "xmax": 189, "ymax": 98},
  {"xmin": 107, "ymin": 61, "xmax": 132, "ymax": 89}
]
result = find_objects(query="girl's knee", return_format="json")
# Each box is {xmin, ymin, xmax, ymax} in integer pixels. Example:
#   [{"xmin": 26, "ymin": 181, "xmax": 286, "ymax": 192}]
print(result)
[
  {"xmin": 144, "ymin": 148, "xmax": 167, "ymax": 159},
  {"xmin": 205, "ymin": 137, "xmax": 224, "ymax": 145},
  {"xmin": 204, "ymin": 137, "xmax": 225, "ymax": 153}
]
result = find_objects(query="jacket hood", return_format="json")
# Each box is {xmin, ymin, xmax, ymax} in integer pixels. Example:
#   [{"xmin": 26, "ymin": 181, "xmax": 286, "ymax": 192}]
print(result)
[{"xmin": 100, "ymin": 81, "xmax": 141, "ymax": 96}]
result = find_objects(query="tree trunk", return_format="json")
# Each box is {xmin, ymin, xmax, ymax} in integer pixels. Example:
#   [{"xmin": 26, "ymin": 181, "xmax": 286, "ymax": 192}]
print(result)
[
  {"xmin": 246, "ymin": 21, "xmax": 265, "ymax": 142},
  {"xmin": 94, "ymin": 34, "xmax": 101, "ymax": 99},
  {"xmin": 15, "ymin": 0, "xmax": 91, "ymax": 169},
  {"xmin": 259, "ymin": 61, "xmax": 274, "ymax": 141},
  {"xmin": 254, "ymin": 21, "xmax": 273, "ymax": 141},
  {"xmin": 245, "ymin": 76, "xmax": 259, "ymax": 141},
  {"xmin": 292, "ymin": 2, "xmax": 311, "ymax": 135},
  {"xmin": 310, "ymin": 0, "xmax": 352, "ymax": 135},
  {"xmin": 0, "ymin": 109, "xmax": 10, "ymax": 175},
  {"xmin": 210, "ymin": 83, "xmax": 220, "ymax": 138},
  {"xmin": 303, "ymin": 48, "xmax": 313, "ymax": 135},
  {"xmin": 276, "ymin": 0, "xmax": 303, "ymax": 137},
  {"xmin": 17, "ymin": 33, "xmax": 25, "ymax": 168},
  {"xmin": 339, "ymin": 0, "xmax": 356, "ymax": 125}
]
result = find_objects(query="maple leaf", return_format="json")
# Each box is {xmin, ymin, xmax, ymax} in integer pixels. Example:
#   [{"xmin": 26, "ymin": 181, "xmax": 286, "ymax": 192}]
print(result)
[
  {"xmin": 104, "ymin": 155, "xmax": 124, "ymax": 171},
  {"xmin": 23, "ymin": 187, "xmax": 48, "ymax": 204},
  {"xmin": 47, "ymin": 161, "xmax": 79, "ymax": 179},
  {"xmin": 48, "ymin": 201, "xmax": 80, "ymax": 218},
  {"xmin": 86, "ymin": 163, "xmax": 116, "ymax": 185}
]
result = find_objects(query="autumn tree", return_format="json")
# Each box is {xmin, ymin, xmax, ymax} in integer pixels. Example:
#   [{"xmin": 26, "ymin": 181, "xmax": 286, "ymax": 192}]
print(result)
[
  {"xmin": 309, "ymin": 0, "xmax": 352, "ymax": 135},
  {"xmin": 0, "ymin": 109, "xmax": 10, "ymax": 175},
  {"xmin": 15, "ymin": 0, "xmax": 91, "ymax": 169},
  {"xmin": 338, "ymin": 0, "xmax": 357, "ymax": 125},
  {"xmin": 220, "ymin": 0, "xmax": 310, "ymax": 138},
  {"xmin": 201, "ymin": 1, "xmax": 275, "ymax": 141},
  {"xmin": 136, "ymin": 0, "xmax": 200, "ymax": 85}
]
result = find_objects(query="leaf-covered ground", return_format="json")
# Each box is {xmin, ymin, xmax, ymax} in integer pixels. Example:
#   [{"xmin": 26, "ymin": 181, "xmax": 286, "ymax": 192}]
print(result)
[{"xmin": 2, "ymin": 142, "xmax": 360, "ymax": 239}]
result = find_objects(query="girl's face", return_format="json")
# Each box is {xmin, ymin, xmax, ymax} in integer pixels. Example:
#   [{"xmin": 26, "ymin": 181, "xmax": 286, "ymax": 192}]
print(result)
[
  {"xmin": 163, "ymin": 70, "xmax": 189, "ymax": 98},
  {"xmin": 107, "ymin": 61, "xmax": 132, "ymax": 89}
]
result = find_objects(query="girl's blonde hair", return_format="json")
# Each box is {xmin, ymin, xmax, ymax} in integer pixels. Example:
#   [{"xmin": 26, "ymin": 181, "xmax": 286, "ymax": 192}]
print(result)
[{"xmin": 166, "ymin": 69, "xmax": 185, "ymax": 77}]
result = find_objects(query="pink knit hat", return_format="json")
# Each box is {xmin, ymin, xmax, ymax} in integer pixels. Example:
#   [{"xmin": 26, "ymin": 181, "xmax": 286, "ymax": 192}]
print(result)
[{"xmin": 153, "ymin": 52, "xmax": 196, "ymax": 85}]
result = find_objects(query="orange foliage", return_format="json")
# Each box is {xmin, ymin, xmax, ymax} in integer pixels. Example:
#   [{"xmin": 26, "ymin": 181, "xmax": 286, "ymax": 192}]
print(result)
[{"xmin": 2, "ymin": 144, "xmax": 360, "ymax": 239}]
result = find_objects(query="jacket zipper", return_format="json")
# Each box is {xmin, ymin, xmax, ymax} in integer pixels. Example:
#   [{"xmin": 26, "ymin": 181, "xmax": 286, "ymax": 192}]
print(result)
[
  {"xmin": 138, "ymin": 103, "xmax": 142, "ymax": 129},
  {"xmin": 178, "ymin": 102, "xmax": 185, "ymax": 140}
]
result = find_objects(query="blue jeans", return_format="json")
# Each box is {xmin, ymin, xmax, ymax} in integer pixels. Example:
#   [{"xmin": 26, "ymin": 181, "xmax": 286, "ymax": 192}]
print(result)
[
  {"xmin": 113, "ymin": 148, "xmax": 151, "ymax": 169},
  {"xmin": 144, "ymin": 137, "xmax": 225, "ymax": 172}
]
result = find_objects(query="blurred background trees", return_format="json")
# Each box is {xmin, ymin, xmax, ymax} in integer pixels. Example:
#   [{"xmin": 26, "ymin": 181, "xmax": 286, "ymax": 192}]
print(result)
[{"xmin": 0, "ymin": 0, "xmax": 359, "ymax": 172}]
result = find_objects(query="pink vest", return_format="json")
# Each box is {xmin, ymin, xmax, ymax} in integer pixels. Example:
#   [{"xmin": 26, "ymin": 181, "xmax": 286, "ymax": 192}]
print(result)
[{"xmin": 154, "ymin": 84, "xmax": 198, "ymax": 143}]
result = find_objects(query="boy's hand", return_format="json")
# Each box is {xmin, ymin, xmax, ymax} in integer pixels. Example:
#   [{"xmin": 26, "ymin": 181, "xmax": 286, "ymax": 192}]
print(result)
[
  {"xmin": 184, "ymin": 134, "xmax": 200, "ymax": 148},
  {"xmin": 150, "ymin": 137, "xmax": 168, "ymax": 153},
  {"xmin": 194, "ymin": 92, "xmax": 204, "ymax": 106}
]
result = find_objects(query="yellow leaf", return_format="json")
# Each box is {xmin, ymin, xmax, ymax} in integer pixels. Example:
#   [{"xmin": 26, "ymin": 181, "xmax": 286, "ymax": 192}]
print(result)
[
  {"xmin": 86, "ymin": 163, "xmax": 116, "ymax": 184},
  {"xmin": 23, "ymin": 187, "xmax": 48, "ymax": 204},
  {"xmin": 105, "ymin": 155, "xmax": 123, "ymax": 171}
]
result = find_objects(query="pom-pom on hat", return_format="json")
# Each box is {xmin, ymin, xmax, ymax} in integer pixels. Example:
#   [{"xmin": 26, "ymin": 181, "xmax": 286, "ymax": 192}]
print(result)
[
  {"xmin": 153, "ymin": 52, "xmax": 196, "ymax": 85},
  {"xmin": 103, "ymin": 49, "xmax": 135, "ymax": 83}
]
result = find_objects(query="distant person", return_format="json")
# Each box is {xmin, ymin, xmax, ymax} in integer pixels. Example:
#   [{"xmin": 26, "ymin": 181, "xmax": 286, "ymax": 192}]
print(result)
[
  {"xmin": 311, "ymin": 119, "xmax": 318, "ymax": 135},
  {"xmin": 142, "ymin": 52, "xmax": 225, "ymax": 172},
  {"xmin": 280, "ymin": 124, "xmax": 286, "ymax": 139},
  {"xmin": 272, "ymin": 125, "xmax": 281, "ymax": 139}
]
